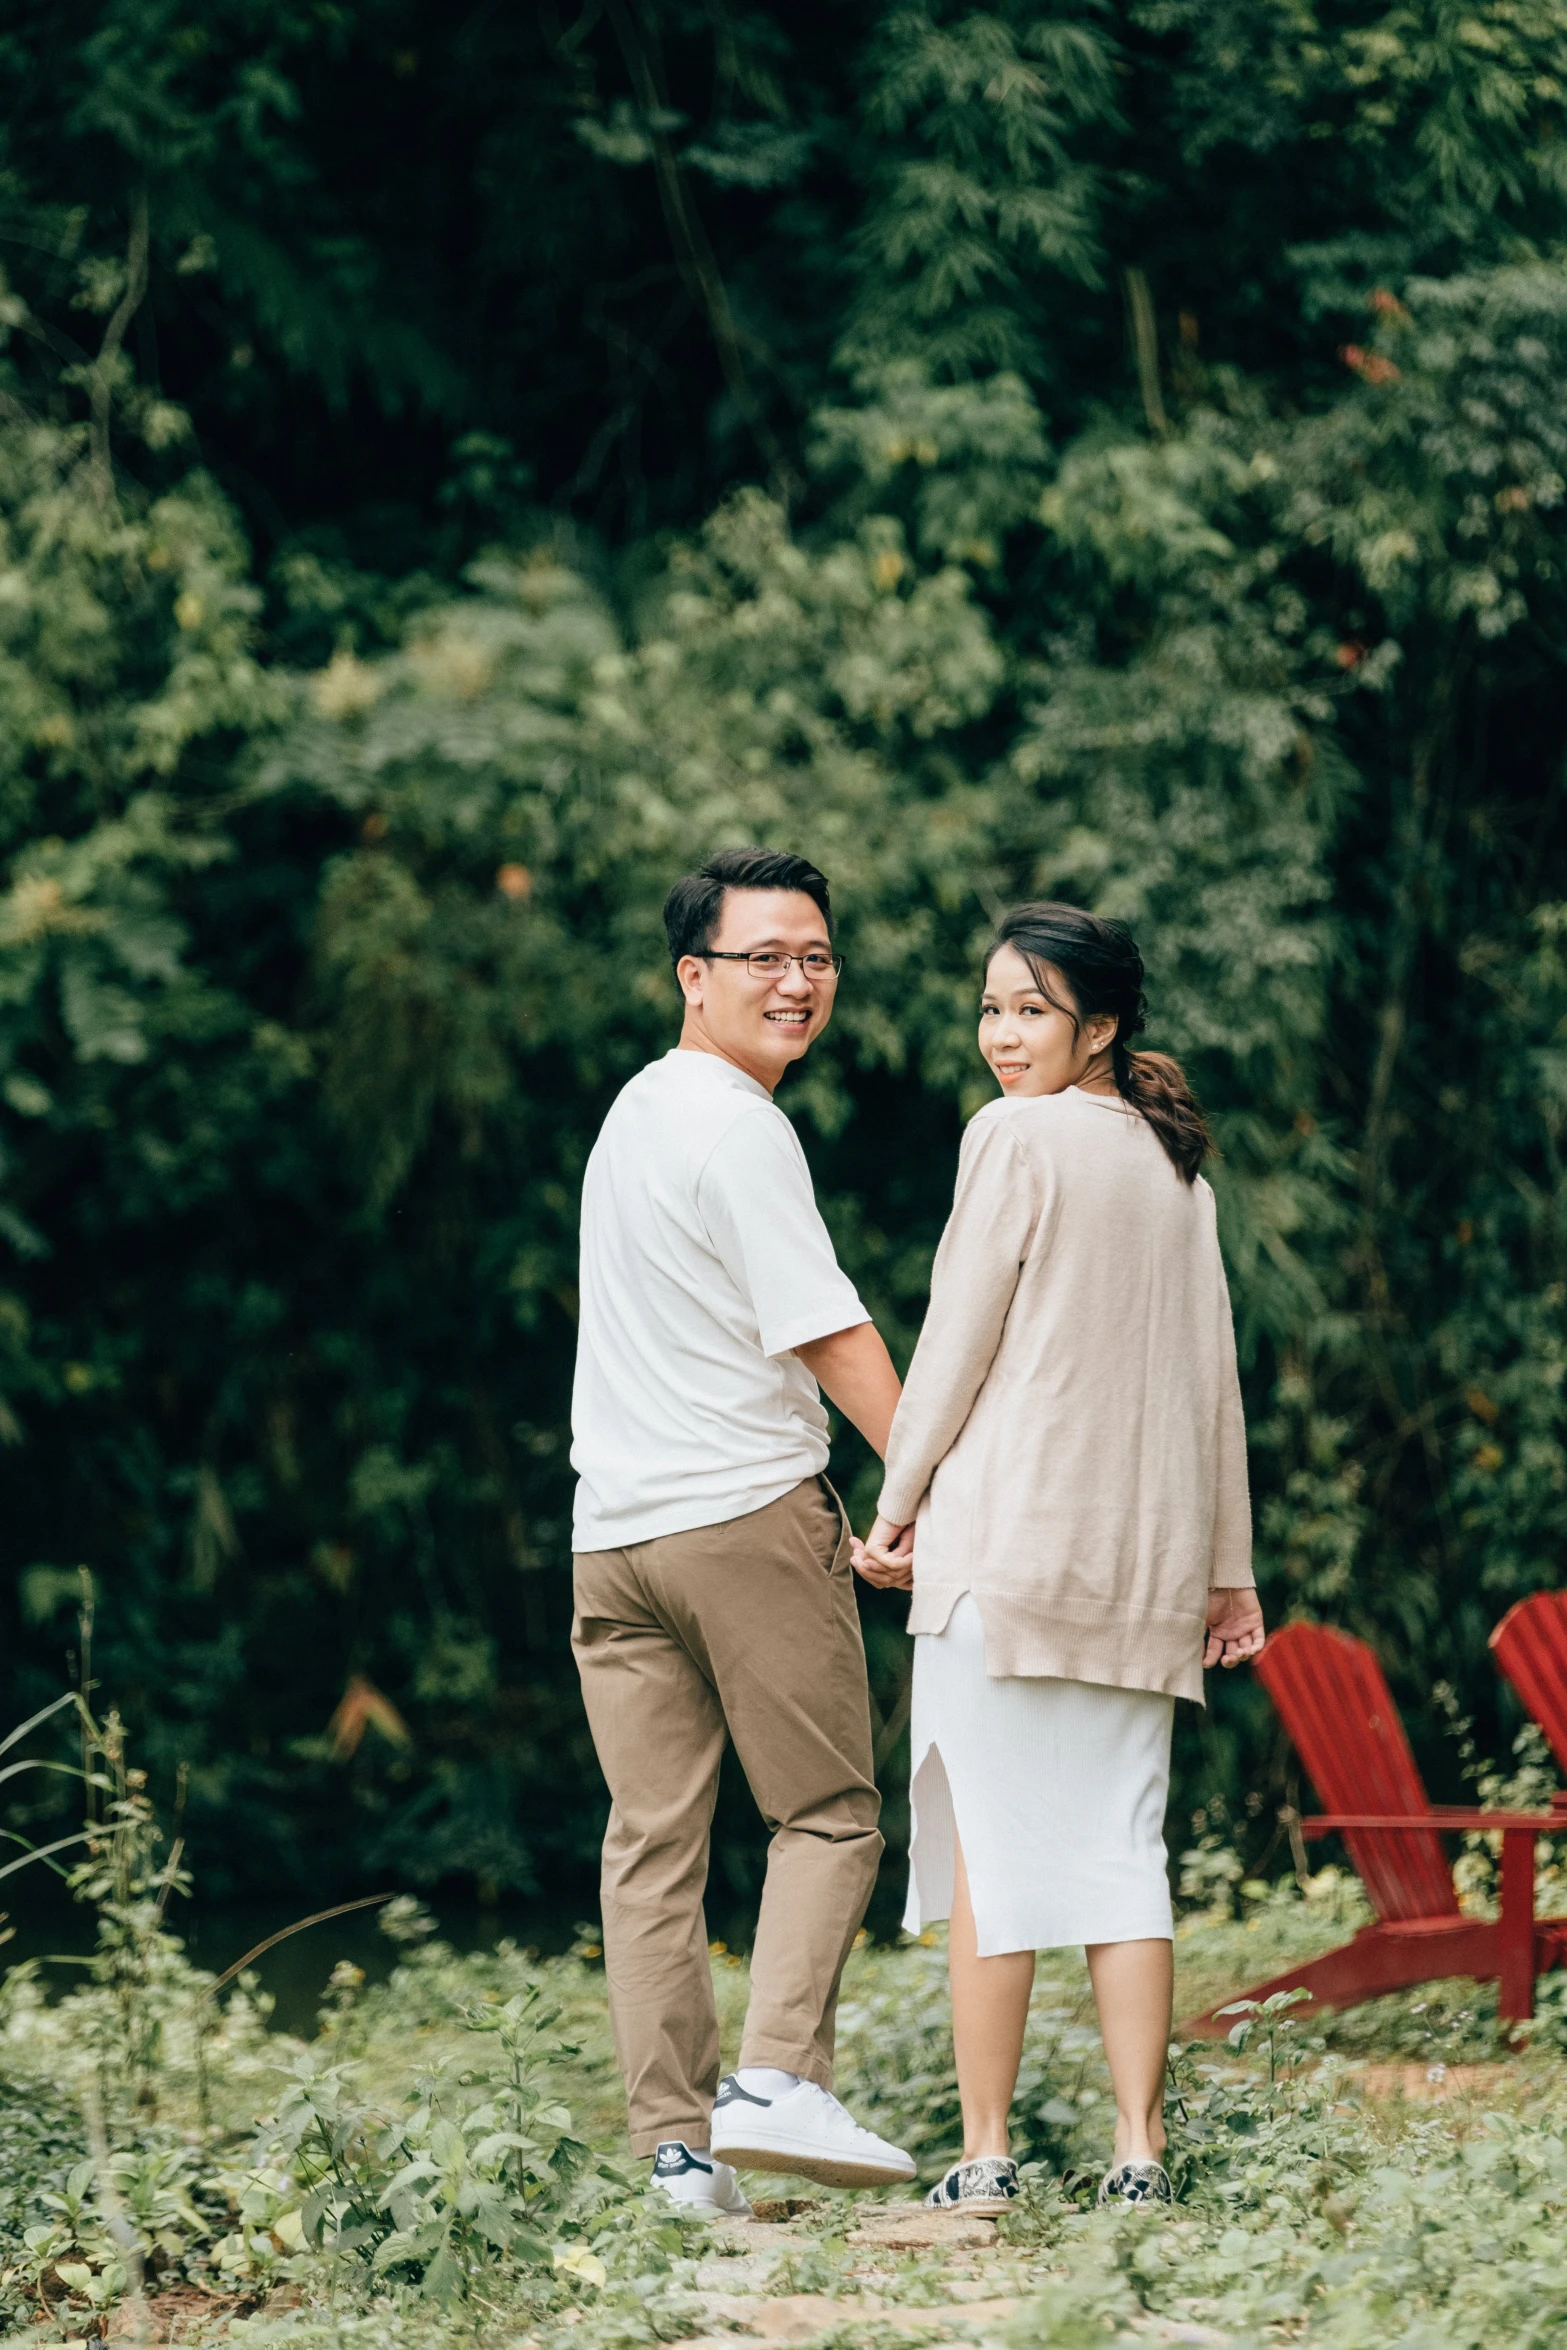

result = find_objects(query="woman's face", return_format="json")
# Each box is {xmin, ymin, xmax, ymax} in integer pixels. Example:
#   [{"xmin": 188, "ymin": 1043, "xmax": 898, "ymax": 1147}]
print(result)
[{"xmin": 979, "ymin": 943, "xmax": 1117, "ymax": 1097}]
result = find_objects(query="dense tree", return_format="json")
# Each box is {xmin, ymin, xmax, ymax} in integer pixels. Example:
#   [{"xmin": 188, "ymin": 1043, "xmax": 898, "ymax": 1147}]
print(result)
[{"xmin": 3, "ymin": 1, "xmax": 1567, "ymax": 1918}]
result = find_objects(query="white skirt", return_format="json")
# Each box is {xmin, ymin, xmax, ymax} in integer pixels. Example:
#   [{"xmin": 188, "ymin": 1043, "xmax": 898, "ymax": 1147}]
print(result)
[{"xmin": 904, "ymin": 1594, "xmax": 1176, "ymax": 1955}]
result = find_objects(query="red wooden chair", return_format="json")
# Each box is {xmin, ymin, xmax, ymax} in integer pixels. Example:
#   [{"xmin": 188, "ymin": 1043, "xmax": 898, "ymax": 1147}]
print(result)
[
  {"xmin": 1490, "ymin": 1591, "xmax": 1567, "ymax": 1791},
  {"xmin": 1180, "ymin": 1621, "xmax": 1567, "ymax": 2037}
]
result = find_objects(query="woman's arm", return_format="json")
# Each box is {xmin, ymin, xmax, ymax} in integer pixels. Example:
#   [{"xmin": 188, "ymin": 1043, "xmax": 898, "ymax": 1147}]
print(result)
[
  {"xmin": 1207, "ymin": 1195, "xmax": 1256, "ymax": 1592},
  {"xmin": 1205, "ymin": 1588, "xmax": 1265, "ymax": 1666},
  {"xmin": 1203, "ymin": 1188, "xmax": 1264, "ymax": 1664},
  {"xmin": 875, "ymin": 1116, "xmax": 1040, "ymax": 1532}
]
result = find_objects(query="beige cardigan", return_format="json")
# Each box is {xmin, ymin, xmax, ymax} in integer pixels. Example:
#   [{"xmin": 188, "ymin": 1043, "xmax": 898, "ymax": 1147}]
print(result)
[{"xmin": 878, "ymin": 1088, "xmax": 1253, "ymax": 1705}]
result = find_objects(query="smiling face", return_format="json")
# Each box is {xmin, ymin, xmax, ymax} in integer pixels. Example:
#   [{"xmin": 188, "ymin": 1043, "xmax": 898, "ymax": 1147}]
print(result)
[
  {"xmin": 675, "ymin": 886, "xmax": 838, "ymax": 1091},
  {"xmin": 979, "ymin": 941, "xmax": 1118, "ymax": 1097}
]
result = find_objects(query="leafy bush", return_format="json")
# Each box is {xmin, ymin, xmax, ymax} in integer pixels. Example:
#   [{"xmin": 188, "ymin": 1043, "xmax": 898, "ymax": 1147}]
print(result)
[
  {"xmin": 6, "ymin": 4, "xmax": 1567, "ymax": 1914},
  {"xmin": 217, "ymin": 1988, "xmax": 607, "ymax": 2302}
]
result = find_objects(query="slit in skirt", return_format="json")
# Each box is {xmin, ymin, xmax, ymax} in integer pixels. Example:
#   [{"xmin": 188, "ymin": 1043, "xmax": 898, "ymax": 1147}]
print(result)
[{"xmin": 904, "ymin": 1594, "xmax": 1176, "ymax": 1956}]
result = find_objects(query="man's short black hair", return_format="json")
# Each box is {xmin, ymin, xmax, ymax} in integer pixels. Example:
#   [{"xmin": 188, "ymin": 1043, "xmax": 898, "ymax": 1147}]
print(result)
[{"xmin": 663, "ymin": 847, "xmax": 833, "ymax": 965}]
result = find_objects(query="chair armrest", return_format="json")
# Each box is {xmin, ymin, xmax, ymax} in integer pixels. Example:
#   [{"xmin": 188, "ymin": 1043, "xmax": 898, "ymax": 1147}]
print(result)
[{"xmin": 1302, "ymin": 1810, "xmax": 1561, "ymax": 1835}]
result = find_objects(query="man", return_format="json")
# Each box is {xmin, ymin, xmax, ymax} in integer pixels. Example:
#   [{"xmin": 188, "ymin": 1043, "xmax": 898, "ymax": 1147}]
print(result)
[{"xmin": 571, "ymin": 846, "xmax": 916, "ymax": 2216}]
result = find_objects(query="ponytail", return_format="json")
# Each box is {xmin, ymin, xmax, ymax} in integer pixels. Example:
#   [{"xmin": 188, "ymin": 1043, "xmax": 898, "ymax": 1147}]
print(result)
[
  {"xmin": 1112, "ymin": 1045, "xmax": 1214, "ymax": 1185},
  {"xmin": 991, "ymin": 901, "xmax": 1215, "ymax": 1185}
]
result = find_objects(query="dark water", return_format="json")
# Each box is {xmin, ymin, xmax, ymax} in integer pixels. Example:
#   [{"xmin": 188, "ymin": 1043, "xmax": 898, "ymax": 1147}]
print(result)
[
  {"xmin": 0, "ymin": 1888, "xmax": 589, "ymax": 2039},
  {"xmin": 2, "ymin": 1855, "xmax": 909, "ymax": 2041}
]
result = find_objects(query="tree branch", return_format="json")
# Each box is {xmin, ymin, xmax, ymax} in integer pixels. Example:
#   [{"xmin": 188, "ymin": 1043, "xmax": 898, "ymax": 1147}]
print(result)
[
  {"xmin": 91, "ymin": 185, "xmax": 150, "ymax": 503},
  {"xmin": 604, "ymin": 0, "xmax": 795, "ymax": 498},
  {"xmin": 1353, "ymin": 638, "xmax": 1472, "ymax": 1545},
  {"xmin": 1359, "ymin": 645, "xmax": 1470, "ymax": 1239},
  {"xmin": 1122, "ymin": 267, "xmax": 1168, "ymax": 438}
]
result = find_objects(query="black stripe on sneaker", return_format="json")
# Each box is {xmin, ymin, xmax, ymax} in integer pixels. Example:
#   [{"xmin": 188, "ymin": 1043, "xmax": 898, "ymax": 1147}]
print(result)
[
  {"xmin": 713, "ymin": 2074, "xmax": 772, "ymax": 2110},
  {"xmin": 653, "ymin": 2142, "xmax": 715, "ymax": 2176}
]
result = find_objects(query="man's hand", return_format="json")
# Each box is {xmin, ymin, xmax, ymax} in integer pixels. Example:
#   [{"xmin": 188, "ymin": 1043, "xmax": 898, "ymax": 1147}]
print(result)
[
  {"xmin": 1204, "ymin": 1586, "xmax": 1266, "ymax": 1669},
  {"xmin": 795, "ymin": 1322, "xmax": 902, "ymax": 1460},
  {"xmin": 851, "ymin": 1513, "xmax": 914, "ymax": 1591}
]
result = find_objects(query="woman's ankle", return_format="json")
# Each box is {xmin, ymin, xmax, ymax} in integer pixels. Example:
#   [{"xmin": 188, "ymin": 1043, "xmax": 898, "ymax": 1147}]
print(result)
[
  {"xmin": 961, "ymin": 2133, "xmax": 1012, "ymax": 2161},
  {"xmin": 1112, "ymin": 2117, "xmax": 1166, "ymax": 2164}
]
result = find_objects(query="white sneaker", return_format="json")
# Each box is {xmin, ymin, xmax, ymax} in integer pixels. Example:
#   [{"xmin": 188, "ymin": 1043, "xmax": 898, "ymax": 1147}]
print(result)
[
  {"xmin": 649, "ymin": 2140, "xmax": 752, "ymax": 2218},
  {"xmin": 709, "ymin": 2073, "xmax": 916, "ymax": 2187}
]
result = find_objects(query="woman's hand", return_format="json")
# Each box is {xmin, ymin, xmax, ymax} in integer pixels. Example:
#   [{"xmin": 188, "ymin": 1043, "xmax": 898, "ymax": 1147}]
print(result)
[
  {"xmin": 851, "ymin": 1515, "xmax": 915, "ymax": 1591},
  {"xmin": 1204, "ymin": 1586, "xmax": 1266, "ymax": 1669}
]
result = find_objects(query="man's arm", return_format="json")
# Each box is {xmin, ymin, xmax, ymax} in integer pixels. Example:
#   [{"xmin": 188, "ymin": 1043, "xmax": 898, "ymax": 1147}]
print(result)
[{"xmin": 795, "ymin": 1322, "xmax": 902, "ymax": 1460}]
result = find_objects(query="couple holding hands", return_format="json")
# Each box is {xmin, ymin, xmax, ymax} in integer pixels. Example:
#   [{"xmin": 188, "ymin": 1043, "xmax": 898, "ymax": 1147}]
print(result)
[{"xmin": 569, "ymin": 848, "xmax": 1265, "ymax": 2218}]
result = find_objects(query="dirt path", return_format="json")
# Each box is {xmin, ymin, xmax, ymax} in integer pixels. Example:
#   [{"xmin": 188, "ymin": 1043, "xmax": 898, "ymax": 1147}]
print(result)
[{"xmin": 666, "ymin": 2205, "xmax": 1228, "ymax": 2348}]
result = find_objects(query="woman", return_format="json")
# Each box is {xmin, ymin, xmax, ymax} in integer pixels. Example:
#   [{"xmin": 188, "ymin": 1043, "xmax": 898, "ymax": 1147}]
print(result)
[{"xmin": 854, "ymin": 903, "xmax": 1265, "ymax": 2213}]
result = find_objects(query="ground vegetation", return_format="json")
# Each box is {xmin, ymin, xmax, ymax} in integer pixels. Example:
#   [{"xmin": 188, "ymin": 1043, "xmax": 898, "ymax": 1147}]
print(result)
[{"xmin": 5, "ymin": 1795, "xmax": 1567, "ymax": 2350}]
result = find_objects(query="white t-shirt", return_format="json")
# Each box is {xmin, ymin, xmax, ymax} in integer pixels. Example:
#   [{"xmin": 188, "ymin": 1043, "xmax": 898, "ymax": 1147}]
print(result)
[{"xmin": 570, "ymin": 1049, "xmax": 870, "ymax": 1551}]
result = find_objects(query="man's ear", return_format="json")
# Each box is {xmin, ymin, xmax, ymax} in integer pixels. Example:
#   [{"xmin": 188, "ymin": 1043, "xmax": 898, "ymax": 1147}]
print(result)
[{"xmin": 676, "ymin": 954, "xmax": 706, "ymax": 1008}]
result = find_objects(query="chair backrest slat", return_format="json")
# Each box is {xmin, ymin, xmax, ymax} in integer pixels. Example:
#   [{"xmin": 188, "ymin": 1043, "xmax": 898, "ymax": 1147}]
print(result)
[
  {"xmin": 1491, "ymin": 1592, "xmax": 1567, "ymax": 1777},
  {"xmin": 1257, "ymin": 1623, "xmax": 1458, "ymax": 1923}
]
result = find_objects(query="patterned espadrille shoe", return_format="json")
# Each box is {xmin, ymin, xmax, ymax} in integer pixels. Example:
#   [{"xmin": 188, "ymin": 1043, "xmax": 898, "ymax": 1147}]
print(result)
[
  {"xmin": 1097, "ymin": 2158, "xmax": 1172, "ymax": 2207},
  {"xmin": 924, "ymin": 2156, "xmax": 1020, "ymax": 2217}
]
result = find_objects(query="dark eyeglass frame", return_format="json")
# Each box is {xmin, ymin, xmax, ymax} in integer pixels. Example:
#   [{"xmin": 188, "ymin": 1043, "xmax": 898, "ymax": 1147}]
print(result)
[{"xmin": 700, "ymin": 950, "xmax": 845, "ymax": 980}]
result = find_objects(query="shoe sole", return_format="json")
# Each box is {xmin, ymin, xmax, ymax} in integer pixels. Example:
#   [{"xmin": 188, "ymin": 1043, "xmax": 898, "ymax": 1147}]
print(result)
[
  {"xmin": 711, "ymin": 2140, "xmax": 915, "ymax": 2189},
  {"xmin": 659, "ymin": 2198, "xmax": 754, "ymax": 2221},
  {"xmin": 926, "ymin": 2197, "xmax": 1016, "ymax": 2218}
]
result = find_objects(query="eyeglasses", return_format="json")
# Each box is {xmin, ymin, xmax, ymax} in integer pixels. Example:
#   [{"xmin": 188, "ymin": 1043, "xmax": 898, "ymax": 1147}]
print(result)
[{"xmin": 701, "ymin": 950, "xmax": 844, "ymax": 981}]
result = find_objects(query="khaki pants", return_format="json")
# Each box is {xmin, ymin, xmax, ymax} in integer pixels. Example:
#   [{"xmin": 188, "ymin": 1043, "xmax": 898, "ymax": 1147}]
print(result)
[{"xmin": 572, "ymin": 1475, "xmax": 883, "ymax": 2155}]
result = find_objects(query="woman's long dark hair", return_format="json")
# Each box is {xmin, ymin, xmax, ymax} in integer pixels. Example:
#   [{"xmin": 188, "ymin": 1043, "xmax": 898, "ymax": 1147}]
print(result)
[{"xmin": 988, "ymin": 902, "xmax": 1213, "ymax": 1183}]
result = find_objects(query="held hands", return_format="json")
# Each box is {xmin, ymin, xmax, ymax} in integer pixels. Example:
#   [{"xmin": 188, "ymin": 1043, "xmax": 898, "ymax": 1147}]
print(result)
[
  {"xmin": 851, "ymin": 1514, "xmax": 915, "ymax": 1591},
  {"xmin": 1204, "ymin": 1586, "xmax": 1266, "ymax": 1670}
]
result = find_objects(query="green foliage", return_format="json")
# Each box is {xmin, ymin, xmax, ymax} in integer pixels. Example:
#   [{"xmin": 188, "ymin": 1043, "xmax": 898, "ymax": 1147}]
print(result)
[
  {"xmin": 0, "ymin": 1691, "xmax": 666, "ymax": 2330},
  {"xmin": 219, "ymin": 1994, "xmax": 601, "ymax": 2303},
  {"xmin": 841, "ymin": 4, "xmax": 1116, "ymax": 380},
  {"xmin": 9, "ymin": 1861, "xmax": 1567, "ymax": 2349},
  {"xmin": 0, "ymin": 1665, "xmax": 1565, "ymax": 2344},
  {"xmin": 2, "ymin": 0, "xmax": 1567, "ymax": 1914}
]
